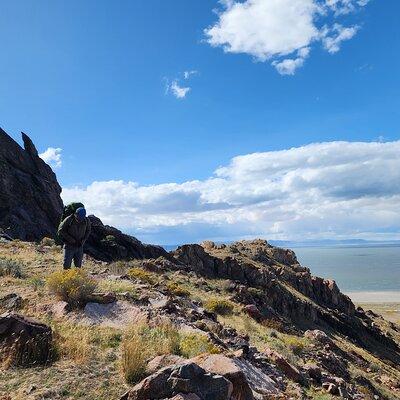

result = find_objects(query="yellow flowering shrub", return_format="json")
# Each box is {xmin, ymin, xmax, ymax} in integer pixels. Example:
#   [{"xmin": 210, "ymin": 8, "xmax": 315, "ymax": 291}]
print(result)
[
  {"xmin": 127, "ymin": 267, "xmax": 157, "ymax": 285},
  {"xmin": 47, "ymin": 269, "xmax": 97, "ymax": 308}
]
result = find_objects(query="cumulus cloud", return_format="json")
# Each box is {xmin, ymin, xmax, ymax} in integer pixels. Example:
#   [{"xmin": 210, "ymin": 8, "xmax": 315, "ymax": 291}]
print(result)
[
  {"xmin": 204, "ymin": 0, "xmax": 368, "ymax": 75},
  {"xmin": 39, "ymin": 147, "xmax": 62, "ymax": 168},
  {"xmin": 62, "ymin": 141, "xmax": 400, "ymax": 243}
]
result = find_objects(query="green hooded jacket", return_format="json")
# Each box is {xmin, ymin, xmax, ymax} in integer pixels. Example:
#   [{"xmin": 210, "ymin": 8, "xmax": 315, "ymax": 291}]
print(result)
[{"xmin": 58, "ymin": 214, "xmax": 91, "ymax": 246}]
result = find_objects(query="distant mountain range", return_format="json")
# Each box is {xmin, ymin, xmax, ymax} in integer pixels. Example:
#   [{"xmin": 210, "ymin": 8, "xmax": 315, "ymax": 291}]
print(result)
[{"xmin": 269, "ymin": 239, "xmax": 400, "ymax": 248}]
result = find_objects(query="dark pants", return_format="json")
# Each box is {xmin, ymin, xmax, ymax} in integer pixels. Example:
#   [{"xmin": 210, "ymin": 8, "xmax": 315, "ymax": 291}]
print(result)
[{"xmin": 63, "ymin": 245, "xmax": 84, "ymax": 269}]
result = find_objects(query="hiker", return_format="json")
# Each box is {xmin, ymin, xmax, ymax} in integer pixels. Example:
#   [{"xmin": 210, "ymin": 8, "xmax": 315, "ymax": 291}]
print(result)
[{"xmin": 58, "ymin": 206, "xmax": 91, "ymax": 269}]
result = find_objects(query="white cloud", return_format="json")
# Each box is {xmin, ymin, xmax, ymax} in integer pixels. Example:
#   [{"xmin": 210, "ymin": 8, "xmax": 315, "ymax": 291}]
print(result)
[
  {"xmin": 204, "ymin": 0, "xmax": 368, "ymax": 75},
  {"xmin": 184, "ymin": 70, "xmax": 198, "ymax": 79},
  {"xmin": 165, "ymin": 70, "xmax": 198, "ymax": 99},
  {"xmin": 168, "ymin": 80, "xmax": 190, "ymax": 99},
  {"xmin": 273, "ymin": 47, "xmax": 310, "ymax": 75},
  {"xmin": 62, "ymin": 141, "xmax": 400, "ymax": 243},
  {"xmin": 322, "ymin": 24, "xmax": 359, "ymax": 53},
  {"xmin": 39, "ymin": 147, "xmax": 62, "ymax": 168}
]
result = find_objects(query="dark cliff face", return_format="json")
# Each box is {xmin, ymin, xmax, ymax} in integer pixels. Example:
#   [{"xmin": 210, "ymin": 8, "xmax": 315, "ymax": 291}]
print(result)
[
  {"xmin": 0, "ymin": 128, "xmax": 169, "ymax": 260},
  {"xmin": 0, "ymin": 129, "xmax": 63, "ymax": 240}
]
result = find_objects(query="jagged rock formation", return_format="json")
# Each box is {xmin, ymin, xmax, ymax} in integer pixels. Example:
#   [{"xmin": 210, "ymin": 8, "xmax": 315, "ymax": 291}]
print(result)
[
  {"xmin": 0, "ymin": 129, "xmax": 63, "ymax": 240},
  {"xmin": 0, "ymin": 128, "xmax": 168, "ymax": 261}
]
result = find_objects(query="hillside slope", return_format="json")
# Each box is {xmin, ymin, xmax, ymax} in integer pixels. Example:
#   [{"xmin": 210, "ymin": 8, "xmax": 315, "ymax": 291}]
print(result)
[{"xmin": 1, "ymin": 239, "xmax": 399, "ymax": 400}]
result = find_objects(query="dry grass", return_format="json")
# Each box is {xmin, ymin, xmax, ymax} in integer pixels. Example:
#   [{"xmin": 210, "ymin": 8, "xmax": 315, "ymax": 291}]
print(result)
[
  {"xmin": 179, "ymin": 333, "xmax": 220, "ymax": 358},
  {"xmin": 121, "ymin": 322, "xmax": 180, "ymax": 384},
  {"xmin": 97, "ymin": 278, "xmax": 138, "ymax": 296},
  {"xmin": 52, "ymin": 323, "xmax": 121, "ymax": 365},
  {"xmin": 121, "ymin": 321, "xmax": 220, "ymax": 384},
  {"xmin": 53, "ymin": 324, "xmax": 94, "ymax": 364}
]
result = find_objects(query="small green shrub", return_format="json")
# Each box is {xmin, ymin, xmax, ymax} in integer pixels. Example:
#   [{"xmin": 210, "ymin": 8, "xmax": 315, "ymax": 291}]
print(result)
[
  {"xmin": 262, "ymin": 318, "xmax": 286, "ymax": 332},
  {"xmin": 128, "ymin": 267, "xmax": 157, "ymax": 285},
  {"xmin": 28, "ymin": 276, "xmax": 46, "ymax": 291},
  {"xmin": 248, "ymin": 287, "xmax": 264, "ymax": 298},
  {"xmin": 205, "ymin": 298, "xmax": 234, "ymax": 315},
  {"xmin": 109, "ymin": 260, "xmax": 131, "ymax": 275},
  {"xmin": 47, "ymin": 269, "xmax": 97, "ymax": 308},
  {"xmin": 166, "ymin": 282, "xmax": 190, "ymax": 297},
  {"xmin": 284, "ymin": 336, "xmax": 305, "ymax": 356},
  {"xmin": 0, "ymin": 258, "xmax": 23, "ymax": 278},
  {"xmin": 179, "ymin": 333, "xmax": 220, "ymax": 358},
  {"xmin": 41, "ymin": 237, "xmax": 55, "ymax": 246}
]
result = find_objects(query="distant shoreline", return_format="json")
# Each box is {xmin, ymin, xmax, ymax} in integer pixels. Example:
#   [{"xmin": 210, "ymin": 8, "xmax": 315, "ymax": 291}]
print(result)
[{"xmin": 346, "ymin": 291, "xmax": 400, "ymax": 303}]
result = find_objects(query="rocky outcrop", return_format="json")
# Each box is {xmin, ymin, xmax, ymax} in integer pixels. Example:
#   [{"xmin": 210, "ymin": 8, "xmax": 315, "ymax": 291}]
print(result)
[
  {"xmin": 0, "ymin": 129, "xmax": 169, "ymax": 262},
  {"xmin": 0, "ymin": 313, "xmax": 53, "ymax": 368},
  {"xmin": 84, "ymin": 215, "xmax": 168, "ymax": 262},
  {"xmin": 0, "ymin": 294, "xmax": 23, "ymax": 311},
  {"xmin": 0, "ymin": 129, "xmax": 63, "ymax": 240},
  {"xmin": 121, "ymin": 362, "xmax": 233, "ymax": 400},
  {"xmin": 193, "ymin": 354, "xmax": 255, "ymax": 400},
  {"xmin": 172, "ymin": 241, "xmax": 400, "ymax": 366}
]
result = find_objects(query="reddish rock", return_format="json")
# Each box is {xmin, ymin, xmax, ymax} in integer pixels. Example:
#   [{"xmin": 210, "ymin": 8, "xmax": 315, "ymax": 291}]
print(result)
[
  {"xmin": 264, "ymin": 347, "xmax": 304, "ymax": 384},
  {"xmin": 304, "ymin": 330, "xmax": 333, "ymax": 346},
  {"xmin": 322, "ymin": 382, "xmax": 339, "ymax": 395},
  {"xmin": 193, "ymin": 354, "xmax": 255, "ymax": 400},
  {"xmin": 86, "ymin": 292, "xmax": 117, "ymax": 304},
  {"xmin": 244, "ymin": 304, "xmax": 263, "ymax": 321},
  {"xmin": 146, "ymin": 354, "xmax": 186, "ymax": 375}
]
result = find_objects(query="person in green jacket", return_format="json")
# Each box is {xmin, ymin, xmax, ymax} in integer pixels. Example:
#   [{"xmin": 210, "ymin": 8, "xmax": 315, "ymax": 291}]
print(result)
[{"xmin": 58, "ymin": 207, "xmax": 91, "ymax": 269}]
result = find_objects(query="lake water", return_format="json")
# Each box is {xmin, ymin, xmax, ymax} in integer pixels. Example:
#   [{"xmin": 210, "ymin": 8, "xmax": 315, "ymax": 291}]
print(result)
[{"xmin": 294, "ymin": 246, "xmax": 400, "ymax": 298}]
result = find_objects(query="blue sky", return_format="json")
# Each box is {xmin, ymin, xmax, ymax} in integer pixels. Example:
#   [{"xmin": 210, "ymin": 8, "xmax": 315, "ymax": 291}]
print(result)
[{"xmin": 1, "ymin": 1, "xmax": 400, "ymax": 244}]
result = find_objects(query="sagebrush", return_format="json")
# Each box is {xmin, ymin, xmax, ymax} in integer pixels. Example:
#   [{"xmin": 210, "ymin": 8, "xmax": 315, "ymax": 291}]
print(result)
[{"xmin": 47, "ymin": 269, "xmax": 97, "ymax": 307}]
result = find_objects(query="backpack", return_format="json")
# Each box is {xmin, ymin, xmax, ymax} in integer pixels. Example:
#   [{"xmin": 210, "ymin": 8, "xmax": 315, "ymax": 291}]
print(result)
[{"xmin": 60, "ymin": 202, "xmax": 85, "ymax": 224}]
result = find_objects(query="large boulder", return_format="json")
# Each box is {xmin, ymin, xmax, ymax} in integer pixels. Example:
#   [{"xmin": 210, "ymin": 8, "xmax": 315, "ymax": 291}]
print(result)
[
  {"xmin": 0, "ymin": 313, "xmax": 53, "ymax": 368},
  {"xmin": 121, "ymin": 362, "xmax": 233, "ymax": 400},
  {"xmin": 0, "ymin": 129, "xmax": 63, "ymax": 240},
  {"xmin": 192, "ymin": 354, "xmax": 255, "ymax": 400},
  {"xmin": 84, "ymin": 215, "xmax": 169, "ymax": 262}
]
